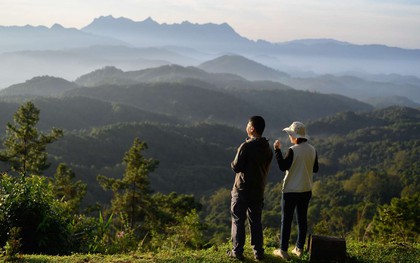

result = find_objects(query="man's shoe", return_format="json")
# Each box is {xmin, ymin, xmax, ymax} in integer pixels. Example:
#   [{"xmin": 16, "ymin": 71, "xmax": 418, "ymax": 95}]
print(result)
[
  {"xmin": 292, "ymin": 247, "xmax": 303, "ymax": 257},
  {"xmin": 273, "ymin": 249, "xmax": 290, "ymax": 260},
  {"xmin": 226, "ymin": 250, "xmax": 245, "ymax": 260},
  {"xmin": 291, "ymin": 247, "xmax": 303, "ymax": 257}
]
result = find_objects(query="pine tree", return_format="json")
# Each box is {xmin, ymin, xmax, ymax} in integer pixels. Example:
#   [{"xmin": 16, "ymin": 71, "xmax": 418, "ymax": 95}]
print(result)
[
  {"xmin": 0, "ymin": 101, "xmax": 63, "ymax": 176},
  {"xmin": 52, "ymin": 163, "xmax": 87, "ymax": 213},
  {"xmin": 98, "ymin": 138, "xmax": 159, "ymax": 229}
]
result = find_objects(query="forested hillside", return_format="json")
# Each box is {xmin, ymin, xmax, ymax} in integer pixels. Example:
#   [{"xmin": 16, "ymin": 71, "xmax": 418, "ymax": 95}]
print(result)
[
  {"xmin": 70, "ymin": 66, "xmax": 372, "ymax": 130},
  {"xmin": 0, "ymin": 96, "xmax": 181, "ymax": 134},
  {"xmin": 46, "ymin": 122, "xmax": 244, "ymax": 204},
  {"xmin": 0, "ymin": 63, "xmax": 418, "ymax": 259},
  {"xmin": 0, "ymin": 65, "xmax": 375, "ymax": 205},
  {"xmin": 0, "ymin": 65, "xmax": 372, "ymax": 134}
]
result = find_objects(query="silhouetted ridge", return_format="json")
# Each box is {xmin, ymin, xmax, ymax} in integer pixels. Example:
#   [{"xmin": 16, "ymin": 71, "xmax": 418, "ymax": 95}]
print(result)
[
  {"xmin": 0, "ymin": 76, "xmax": 78, "ymax": 97},
  {"xmin": 199, "ymin": 55, "xmax": 289, "ymax": 81}
]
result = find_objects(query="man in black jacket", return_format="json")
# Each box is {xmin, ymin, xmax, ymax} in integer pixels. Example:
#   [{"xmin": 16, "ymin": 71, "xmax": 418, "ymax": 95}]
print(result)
[{"xmin": 227, "ymin": 116, "xmax": 273, "ymax": 260}]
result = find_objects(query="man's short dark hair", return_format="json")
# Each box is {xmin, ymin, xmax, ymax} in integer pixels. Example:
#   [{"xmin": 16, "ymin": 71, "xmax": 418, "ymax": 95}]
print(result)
[{"xmin": 249, "ymin": 116, "xmax": 265, "ymax": 135}]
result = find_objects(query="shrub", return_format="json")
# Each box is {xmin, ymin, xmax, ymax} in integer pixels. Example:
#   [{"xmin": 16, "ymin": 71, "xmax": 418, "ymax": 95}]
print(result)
[{"xmin": 0, "ymin": 174, "xmax": 72, "ymax": 255}]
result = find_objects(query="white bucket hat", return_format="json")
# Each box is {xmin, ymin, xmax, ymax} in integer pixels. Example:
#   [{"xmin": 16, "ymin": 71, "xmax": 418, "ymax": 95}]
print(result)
[{"xmin": 283, "ymin": 121, "xmax": 308, "ymax": 139}]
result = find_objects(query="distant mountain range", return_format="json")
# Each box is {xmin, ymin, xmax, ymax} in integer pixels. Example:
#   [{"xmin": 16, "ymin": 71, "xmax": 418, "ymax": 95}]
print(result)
[
  {"xmin": 82, "ymin": 16, "xmax": 248, "ymax": 51},
  {"xmin": 2, "ymin": 16, "xmax": 419, "ymax": 60},
  {"xmin": 0, "ymin": 15, "xmax": 419, "ymax": 88},
  {"xmin": 0, "ymin": 16, "xmax": 419, "ymax": 107},
  {"xmin": 0, "ymin": 22, "xmax": 126, "ymax": 53}
]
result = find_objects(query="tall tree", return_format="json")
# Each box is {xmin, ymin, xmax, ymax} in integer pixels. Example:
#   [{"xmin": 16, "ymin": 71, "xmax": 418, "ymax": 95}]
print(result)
[
  {"xmin": 98, "ymin": 138, "xmax": 159, "ymax": 229},
  {"xmin": 0, "ymin": 101, "xmax": 62, "ymax": 176},
  {"xmin": 52, "ymin": 163, "xmax": 87, "ymax": 214}
]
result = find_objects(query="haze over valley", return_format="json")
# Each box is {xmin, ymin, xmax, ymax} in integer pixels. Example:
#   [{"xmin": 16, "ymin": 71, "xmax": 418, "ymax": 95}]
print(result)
[{"xmin": 1, "ymin": 15, "xmax": 420, "ymax": 108}]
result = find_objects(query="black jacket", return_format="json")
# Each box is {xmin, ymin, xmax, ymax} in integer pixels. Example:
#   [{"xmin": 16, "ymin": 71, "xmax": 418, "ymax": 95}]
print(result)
[{"xmin": 231, "ymin": 137, "xmax": 273, "ymax": 200}]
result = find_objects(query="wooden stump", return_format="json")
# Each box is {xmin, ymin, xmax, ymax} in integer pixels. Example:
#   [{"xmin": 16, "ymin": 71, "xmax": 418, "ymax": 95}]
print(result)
[{"xmin": 307, "ymin": 234, "xmax": 347, "ymax": 262}]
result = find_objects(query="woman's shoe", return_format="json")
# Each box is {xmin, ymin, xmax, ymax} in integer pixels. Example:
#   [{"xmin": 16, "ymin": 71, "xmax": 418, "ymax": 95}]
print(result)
[
  {"xmin": 292, "ymin": 247, "xmax": 303, "ymax": 257},
  {"xmin": 273, "ymin": 249, "xmax": 290, "ymax": 260}
]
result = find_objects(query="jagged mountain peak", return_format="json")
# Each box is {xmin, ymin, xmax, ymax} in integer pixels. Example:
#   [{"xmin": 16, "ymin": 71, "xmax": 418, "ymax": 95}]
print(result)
[
  {"xmin": 80, "ymin": 15, "xmax": 248, "ymax": 50},
  {"xmin": 84, "ymin": 15, "xmax": 160, "ymax": 31},
  {"xmin": 143, "ymin": 16, "xmax": 158, "ymax": 24}
]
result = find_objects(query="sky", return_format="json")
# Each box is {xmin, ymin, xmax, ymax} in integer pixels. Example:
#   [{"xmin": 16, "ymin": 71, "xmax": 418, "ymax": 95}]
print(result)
[{"xmin": 1, "ymin": 0, "xmax": 420, "ymax": 49}]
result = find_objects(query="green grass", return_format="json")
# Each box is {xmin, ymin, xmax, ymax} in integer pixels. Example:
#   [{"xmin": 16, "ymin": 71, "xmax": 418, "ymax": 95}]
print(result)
[
  {"xmin": 346, "ymin": 242, "xmax": 420, "ymax": 263},
  {"xmin": 5, "ymin": 242, "xmax": 419, "ymax": 262}
]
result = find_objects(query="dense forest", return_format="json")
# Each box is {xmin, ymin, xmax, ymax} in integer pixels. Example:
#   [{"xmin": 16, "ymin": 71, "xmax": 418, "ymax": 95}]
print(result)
[{"xmin": 0, "ymin": 65, "xmax": 418, "ymax": 258}]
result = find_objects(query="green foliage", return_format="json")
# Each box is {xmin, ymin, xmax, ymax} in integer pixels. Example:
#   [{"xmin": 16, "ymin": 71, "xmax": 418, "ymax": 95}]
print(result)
[
  {"xmin": 2, "ymin": 227, "xmax": 22, "ymax": 261},
  {"xmin": 0, "ymin": 173, "xmax": 72, "ymax": 255},
  {"xmin": 262, "ymin": 183, "xmax": 283, "ymax": 229},
  {"xmin": 347, "ymin": 241, "xmax": 420, "ymax": 263},
  {"xmin": 372, "ymin": 193, "xmax": 420, "ymax": 243},
  {"xmin": 108, "ymin": 213, "xmax": 138, "ymax": 253},
  {"xmin": 98, "ymin": 138, "xmax": 158, "ymax": 230},
  {"xmin": 66, "ymin": 214, "xmax": 100, "ymax": 253},
  {"xmin": 144, "ymin": 192, "xmax": 205, "ymax": 251},
  {"xmin": 201, "ymin": 188, "xmax": 231, "ymax": 244},
  {"xmin": 152, "ymin": 192, "xmax": 202, "ymax": 226},
  {"xmin": 342, "ymin": 171, "xmax": 401, "ymax": 204},
  {"xmin": 151, "ymin": 209, "xmax": 205, "ymax": 251},
  {"xmin": 51, "ymin": 163, "xmax": 87, "ymax": 214},
  {"xmin": 0, "ymin": 101, "xmax": 62, "ymax": 176},
  {"xmin": 87, "ymin": 211, "xmax": 114, "ymax": 253}
]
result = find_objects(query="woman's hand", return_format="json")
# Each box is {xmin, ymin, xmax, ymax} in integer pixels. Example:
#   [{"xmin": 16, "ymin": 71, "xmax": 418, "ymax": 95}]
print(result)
[{"xmin": 273, "ymin": 140, "xmax": 281, "ymax": 150}]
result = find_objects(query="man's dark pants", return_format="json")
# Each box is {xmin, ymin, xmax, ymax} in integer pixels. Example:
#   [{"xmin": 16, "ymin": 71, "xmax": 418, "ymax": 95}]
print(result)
[{"xmin": 230, "ymin": 191, "xmax": 264, "ymax": 258}]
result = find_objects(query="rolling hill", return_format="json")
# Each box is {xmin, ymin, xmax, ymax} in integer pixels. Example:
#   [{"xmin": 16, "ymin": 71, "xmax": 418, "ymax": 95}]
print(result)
[
  {"xmin": 0, "ymin": 63, "xmax": 373, "ymax": 134},
  {"xmin": 198, "ymin": 54, "xmax": 289, "ymax": 81},
  {"xmin": 64, "ymin": 82, "xmax": 259, "ymax": 126},
  {"xmin": 0, "ymin": 76, "xmax": 78, "ymax": 97}
]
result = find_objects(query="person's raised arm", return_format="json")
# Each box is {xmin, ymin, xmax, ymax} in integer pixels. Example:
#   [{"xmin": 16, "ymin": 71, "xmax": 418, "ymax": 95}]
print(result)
[{"xmin": 273, "ymin": 140, "xmax": 293, "ymax": 171}]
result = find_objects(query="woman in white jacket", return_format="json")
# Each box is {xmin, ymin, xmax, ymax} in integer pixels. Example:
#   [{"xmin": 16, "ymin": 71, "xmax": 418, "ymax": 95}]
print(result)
[{"xmin": 273, "ymin": 121, "xmax": 319, "ymax": 260}]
